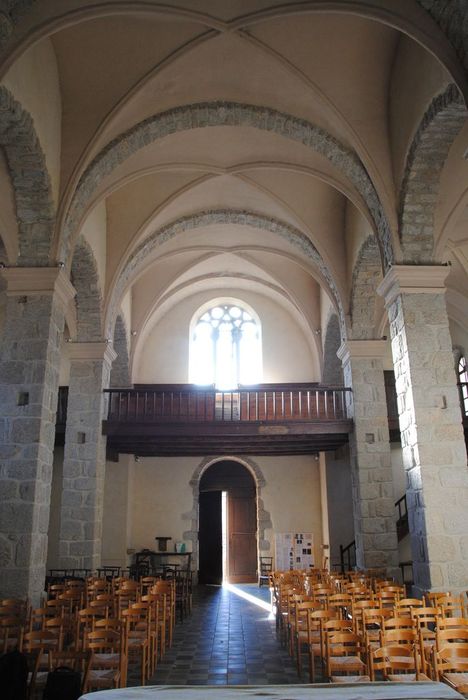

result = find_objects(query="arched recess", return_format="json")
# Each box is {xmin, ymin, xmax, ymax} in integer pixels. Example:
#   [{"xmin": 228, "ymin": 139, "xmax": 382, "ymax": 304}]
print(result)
[
  {"xmin": 61, "ymin": 102, "xmax": 394, "ymax": 270},
  {"xmin": 110, "ymin": 313, "xmax": 131, "ymax": 388},
  {"xmin": 70, "ymin": 235, "xmax": 103, "ymax": 341},
  {"xmin": 0, "ymin": 86, "xmax": 55, "ymax": 264},
  {"xmin": 349, "ymin": 236, "xmax": 383, "ymax": 340},
  {"xmin": 322, "ymin": 312, "xmax": 344, "ymax": 386},
  {"xmin": 399, "ymin": 83, "xmax": 467, "ymax": 262},
  {"xmin": 185, "ymin": 456, "xmax": 272, "ymax": 580},
  {"xmin": 105, "ymin": 209, "xmax": 345, "ymax": 340}
]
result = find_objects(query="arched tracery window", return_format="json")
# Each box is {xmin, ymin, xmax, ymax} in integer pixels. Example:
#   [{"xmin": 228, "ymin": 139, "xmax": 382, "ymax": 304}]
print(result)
[
  {"xmin": 459, "ymin": 356, "xmax": 468, "ymax": 417},
  {"xmin": 190, "ymin": 302, "xmax": 262, "ymax": 390}
]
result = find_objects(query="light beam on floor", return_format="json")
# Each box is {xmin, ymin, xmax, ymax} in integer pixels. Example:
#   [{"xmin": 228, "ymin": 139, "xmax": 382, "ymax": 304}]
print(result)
[{"xmin": 223, "ymin": 582, "xmax": 274, "ymax": 617}]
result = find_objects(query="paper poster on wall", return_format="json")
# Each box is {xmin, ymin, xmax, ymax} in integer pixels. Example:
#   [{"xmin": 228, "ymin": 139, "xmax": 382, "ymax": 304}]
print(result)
[{"xmin": 275, "ymin": 532, "xmax": 314, "ymax": 571}]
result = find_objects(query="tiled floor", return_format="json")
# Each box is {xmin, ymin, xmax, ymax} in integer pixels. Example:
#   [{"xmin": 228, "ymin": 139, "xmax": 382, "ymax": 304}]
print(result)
[{"xmin": 130, "ymin": 583, "xmax": 302, "ymax": 686}]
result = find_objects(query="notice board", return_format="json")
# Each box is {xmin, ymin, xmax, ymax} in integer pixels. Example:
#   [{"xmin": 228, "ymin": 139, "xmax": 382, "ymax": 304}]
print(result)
[{"xmin": 275, "ymin": 532, "xmax": 314, "ymax": 571}]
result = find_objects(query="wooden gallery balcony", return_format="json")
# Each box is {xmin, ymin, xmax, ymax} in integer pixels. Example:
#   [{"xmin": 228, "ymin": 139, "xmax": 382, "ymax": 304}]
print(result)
[{"xmin": 102, "ymin": 384, "xmax": 353, "ymax": 457}]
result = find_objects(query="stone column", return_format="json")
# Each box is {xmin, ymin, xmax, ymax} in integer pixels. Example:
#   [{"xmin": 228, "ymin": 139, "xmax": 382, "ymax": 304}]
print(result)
[
  {"xmin": 59, "ymin": 341, "xmax": 116, "ymax": 570},
  {"xmin": 319, "ymin": 453, "xmax": 330, "ymax": 570},
  {"xmin": 0, "ymin": 268, "xmax": 75, "ymax": 604},
  {"xmin": 337, "ymin": 340, "xmax": 400, "ymax": 577},
  {"xmin": 378, "ymin": 265, "xmax": 468, "ymax": 595}
]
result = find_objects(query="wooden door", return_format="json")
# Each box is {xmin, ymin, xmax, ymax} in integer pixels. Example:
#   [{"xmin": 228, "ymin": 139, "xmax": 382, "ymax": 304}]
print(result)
[
  {"xmin": 227, "ymin": 491, "xmax": 257, "ymax": 583},
  {"xmin": 198, "ymin": 490, "xmax": 222, "ymax": 584}
]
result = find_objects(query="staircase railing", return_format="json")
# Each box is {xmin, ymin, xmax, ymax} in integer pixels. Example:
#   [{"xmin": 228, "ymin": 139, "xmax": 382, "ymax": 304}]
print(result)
[
  {"xmin": 339, "ymin": 540, "xmax": 356, "ymax": 573},
  {"xmin": 395, "ymin": 493, "xmax": 409, "ymax": 540}
]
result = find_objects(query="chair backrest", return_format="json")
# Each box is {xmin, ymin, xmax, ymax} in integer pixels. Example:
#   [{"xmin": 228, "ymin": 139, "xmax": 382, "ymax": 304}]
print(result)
[
  {"xmin": 383, "ymin": 616, "xmax": 416, "ymax": 631},
  {"xmin": 436, "ymin": 626, "xmax": 468, "ymax": 648},
  {"xmin": 381, "ymin": 627, "xmax": 418, "ymax": 648},
  {"xmin": 370, "ymin": 644, "xmax": 416, "ymax": 678},
  {"xmin": 22, "ymin": 629, "xmax": 60, "ymax": 652},
  {"xmin": 438, "ymin": 595, "xmax": 465, "ymax": 618},
  {"xmin": 0, "ymin": 616, "xmax": 24, "ymax": 653}
]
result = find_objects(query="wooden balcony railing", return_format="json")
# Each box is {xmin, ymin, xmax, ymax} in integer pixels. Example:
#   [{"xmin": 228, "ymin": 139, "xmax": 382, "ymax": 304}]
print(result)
[{"xmin": 104, "ymin": 383, "xmax": 351, "ymax": 424}]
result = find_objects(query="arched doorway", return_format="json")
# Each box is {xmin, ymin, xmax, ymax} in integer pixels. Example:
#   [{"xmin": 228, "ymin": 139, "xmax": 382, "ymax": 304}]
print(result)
[{"xmin": 198, "ymin": 460, "xmax": 257, "ymax": 585}]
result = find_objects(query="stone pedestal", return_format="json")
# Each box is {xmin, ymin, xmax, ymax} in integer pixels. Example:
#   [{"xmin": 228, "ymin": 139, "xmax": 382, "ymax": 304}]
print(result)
[
  {"xmin": 378, "ymin": 265, "xmax": 468, "ymax": 594},
  {"xmin": 0, "ymin": 268, "xmax": 75, "ymax": 604},
  {"xmin": 337, "ymin": 340, "xmax": 399, "ymax": 577},
  {"xmin": 58, "ymin": 342, "xmax": 116, "ymax": 570}
]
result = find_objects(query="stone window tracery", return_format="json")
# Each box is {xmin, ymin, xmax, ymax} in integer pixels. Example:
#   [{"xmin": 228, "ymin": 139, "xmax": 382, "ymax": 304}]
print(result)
[{"xmin": 190, "ymin": 302, "xmax": 262, "ymax": 390}]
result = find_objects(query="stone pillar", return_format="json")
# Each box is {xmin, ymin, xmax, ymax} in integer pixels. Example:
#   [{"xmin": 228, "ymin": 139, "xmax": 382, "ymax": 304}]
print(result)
[
  {"xmin": 0, "ymin": 268, "xmax": 75, "ymax": 604},
  {"xmin": 378, "ymin": 265, "xmax": 468, "ymax": 595},
  {"xmin": 337, "ymin": 340, "xmax": 400, "ymax": 577},
  {"xmin": 59, "ymin": 342, "xmax": 116, "ymax": 570},
  {"xmin": 319, "ymin": 453, "xmax": 330, "ymax": 570}
]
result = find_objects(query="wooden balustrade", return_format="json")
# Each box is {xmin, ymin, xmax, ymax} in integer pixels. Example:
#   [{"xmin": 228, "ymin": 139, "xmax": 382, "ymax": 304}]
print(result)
[{"xmin": 104, "ymin": 384, "xmax": 351, "ymax": 424}]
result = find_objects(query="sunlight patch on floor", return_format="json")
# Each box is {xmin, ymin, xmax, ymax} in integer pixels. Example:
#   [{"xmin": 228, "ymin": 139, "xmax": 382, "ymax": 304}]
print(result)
[{"xmin": 223, "ymin": 582, "xmax": 274, "ymax": 618}]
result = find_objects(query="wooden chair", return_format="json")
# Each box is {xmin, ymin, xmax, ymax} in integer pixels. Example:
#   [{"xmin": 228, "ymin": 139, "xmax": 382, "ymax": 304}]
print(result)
[
  {"xmin": 152, "ymin": 580, "xmax": 175, "ymax": 647},
  {"xmin": 291, "ymin": 601, "xmax": 322, "ymax": 674},
  {"xmin": 258, "ymin": 557, "xmax": 273, "ymax": 587},
  {"xmin": 0, "ymin": 615, "xmax": 24, "ymax": 653},
  {"xmin": 122, "ymin": 607, "xmax": 150, "ymax": 685},
  {"xmin": 325, "ymin": 631, "xmax": 369, "ymax": 682},
  {"xmin": 85, "ymin": 627, "xmax": 127, "ymax": 691},
  {"xmin": 302, "ymin": 609, "xmax": 337, "ymax": 682},
  {"xmin": 34, "ymin": 649, "xmax": 93, "ymax": 698},
  {"xmin": 412, "ymin": 606, "xmax": 442, "ymax": 676},
  {"xmin": 369, "ymin": 644, "xmax": 430, "ymax": 681},
  {"xmin": 438, "ymin": 595, "xmax": 465, "ymax": 618},
  {"xmin": 395, "ymin": 597, "xmax": 425, "ymax": 616},
  {"xmin": 328, "ymin": 593, "xmax": 352, "ymax": 620},
  {"xmin": 432, "ymin": 644, "xmax": 468, "ymax": 694}
]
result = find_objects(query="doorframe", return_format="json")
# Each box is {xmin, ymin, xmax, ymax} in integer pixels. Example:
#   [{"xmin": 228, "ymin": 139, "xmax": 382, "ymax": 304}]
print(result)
[{"xmin": 186, "ymin": 456, "xmax": 273, "ymax": 582}]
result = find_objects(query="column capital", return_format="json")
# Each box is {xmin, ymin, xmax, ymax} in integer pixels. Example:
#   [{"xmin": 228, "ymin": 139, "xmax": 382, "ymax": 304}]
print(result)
[
  {"xmin": 0, "ymin": 266, "xmax": 76, "ymax": 310},
  {"xmin": 66, "ymin": 341, "xmax": 117, "ymax": 365},
  {"xmin": 377, "ymin": 264, "xmax": 449, "ymax": 307},
  {"xmin": 337, "ymin": 339, "xmax": 387, "ymax": 366}
]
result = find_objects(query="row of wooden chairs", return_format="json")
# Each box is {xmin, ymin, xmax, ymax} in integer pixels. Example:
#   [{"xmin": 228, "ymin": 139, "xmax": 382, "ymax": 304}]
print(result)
[
  {"xmin": 270, "ymin": 569, "xmax": 468, "ymax": 693},
  {"xmin": 1, "ymin": 572, "xmax": 193, "ymax": 696}
]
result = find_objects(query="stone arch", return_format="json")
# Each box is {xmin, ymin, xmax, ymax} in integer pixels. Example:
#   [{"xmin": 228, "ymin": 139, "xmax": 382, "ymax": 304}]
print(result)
[
  {"xmin": 62, "ymin": 102, "xmax": 394, "ymax": 269},
  {"xmin": 417, "ymin": 1, "xmax": 468, "ymax": 73},
  {"xmin": 105, "ymin": 209, "xmax": 346, "ymax": 340},
  {"xmin": 399, "ymin": 83, "xmax": 467, "ymax": 262},
  {"xmin": 322, "ymin": 312, "xmax": 344, "ymax": 385},
  {"xmin": 349, "ymin": 236, "xmax": 383, "ymax": 340},
  {"xmin": 70, "ymin": 235, "xmax": 103, "ymax": 341},
  {"xmin": 183, "ymin": 456, "xmax": 272, "ymax": 575},
  {"xmin": 110, "ymin": 313, "xmax": 131, "ymax": 387},
  {"xmin": 0, "ymin": 86, "xmax": 55, "ymax": 264}
]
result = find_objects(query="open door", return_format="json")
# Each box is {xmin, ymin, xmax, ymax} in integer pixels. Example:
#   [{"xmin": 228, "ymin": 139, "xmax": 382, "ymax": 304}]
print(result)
[
  {"xmin": 198, "ymin": 490, "xmax": 222, "ymax": 584},
  {"xmin": 199, "ymin": 460, "xmax": 257, "ymax": 584},
  {"xmin": 228, "ymin": 490, "xmax": 257, "ymax": 583}
]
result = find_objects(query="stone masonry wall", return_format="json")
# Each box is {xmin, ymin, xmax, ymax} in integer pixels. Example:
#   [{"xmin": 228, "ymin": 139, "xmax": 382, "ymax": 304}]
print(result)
[
  {"xmin": 59, "ymin": 351, "xmax": 113, "ymax": 570},
  {"xmin": 340, "ymin": 347, "xmax": 400, "ymax": 577},
  {"xmin": 387, "ymin": 290, "xmax": 468, "ymax": 594},
  {"xmin": 0, "ymin": 292, "xmax": 64, "ymax": 603}
]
